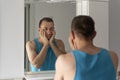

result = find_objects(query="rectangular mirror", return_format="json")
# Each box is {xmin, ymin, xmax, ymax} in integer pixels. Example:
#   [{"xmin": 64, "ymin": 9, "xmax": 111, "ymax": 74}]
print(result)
[
  {"xmin": 24, "ymin": 0, "xmax": 76, "ymax": 73},
  {"xmin": 24, "ymin": 1, "xmax": 109, "ymax": 79}
]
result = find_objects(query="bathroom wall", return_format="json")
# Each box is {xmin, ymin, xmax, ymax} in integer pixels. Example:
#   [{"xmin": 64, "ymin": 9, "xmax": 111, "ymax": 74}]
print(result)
[
  {"xmin": 0, "ymin": 0, "xmax": 24, "ymax": 79},
  {"xmin": 109, "ymin": 0, "xmax": 120, "ymax": 70}
]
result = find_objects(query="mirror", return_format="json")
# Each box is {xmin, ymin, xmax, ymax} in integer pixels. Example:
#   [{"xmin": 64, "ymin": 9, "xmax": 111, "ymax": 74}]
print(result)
[{"xmin": 24, "ymin": 0, "xmax": 77, "ymax": 72}]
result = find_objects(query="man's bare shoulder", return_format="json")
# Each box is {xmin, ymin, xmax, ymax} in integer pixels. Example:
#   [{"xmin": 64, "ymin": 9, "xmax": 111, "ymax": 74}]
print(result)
[
  {"xmin": 109, "ymin": 50, "xmax": 118, "ymax": 72},
  {"xmin": 56, "ymin": 53, "xmax": 75, "ymax": 69},
  {"xmin": 55, "ymin": 53, "xmax": 75, "ymax": 80},
  {"xmin": 55, "ymin": 39, "xmax": 64, "ymax": 44},
  {"xmin": 55, "ymin": 39, "xmax": 66, "ymax": 53},
  {"xmin": 26, "ymin": 40, "xmax": 35, "ymax": 48},
  {"xmin": 57, "ymin": 53, "xmax": 71, "ymax": 60},
  {"xmin": 109, "ymin": 50, "xmax": 118, "ymax": 60}
]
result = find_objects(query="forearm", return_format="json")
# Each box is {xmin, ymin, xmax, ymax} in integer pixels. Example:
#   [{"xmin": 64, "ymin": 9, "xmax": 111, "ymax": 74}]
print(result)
[
  {"xmin": 32, "ymin": 45, "xmax": 48, "ymax": 68},
  {"xmin": 50, "ymin": 43, "xmax": 65, "ymax": 57}
]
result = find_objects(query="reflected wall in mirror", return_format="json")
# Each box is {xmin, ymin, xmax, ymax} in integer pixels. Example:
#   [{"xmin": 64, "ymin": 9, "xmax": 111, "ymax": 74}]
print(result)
[{"xmin": 24, "ymin": 0, "xmax": 76, "ymax": 72}]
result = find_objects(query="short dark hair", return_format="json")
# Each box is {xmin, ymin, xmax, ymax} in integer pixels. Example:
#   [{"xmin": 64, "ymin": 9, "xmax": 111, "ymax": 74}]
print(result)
[
  {"xmin": 39, "ymin": 17, "xmax": 54, "ymax": 28},
  {"xmin": 71, "ymin": 15, "xmax": 95, "ymax": 40}
]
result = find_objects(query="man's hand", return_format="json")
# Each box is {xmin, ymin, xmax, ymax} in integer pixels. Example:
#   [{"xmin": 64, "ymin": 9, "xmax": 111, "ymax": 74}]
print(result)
[
  {"xmin": 49, "ymin": 30, "xmax": 56, "ymax": 45},
  {"xmin": 39, "ymin": 29, "xmax": 49, "ymax": 46}
]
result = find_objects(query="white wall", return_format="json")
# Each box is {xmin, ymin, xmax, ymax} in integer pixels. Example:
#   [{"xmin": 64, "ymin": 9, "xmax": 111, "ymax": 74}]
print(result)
[
  {"xmin": 89, "ymin": 1, "xmax": 109, "ymax": 49},
  {"xmin": 109, "ymin": 0, "xmax": 120, "ymax": 70},
  {"xmin": 0, "ymin": 0, "xmax": 24, "ymax": 79}
]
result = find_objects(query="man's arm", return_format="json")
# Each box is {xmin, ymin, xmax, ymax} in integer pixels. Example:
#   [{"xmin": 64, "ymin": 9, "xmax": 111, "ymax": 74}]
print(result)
[
  {"xmin": 49, "ymin": 30, "xmax": 66, "ymax": 57},
  {"xmin": 54, "ymin": 55, "xmax": 64, "ymax": 80},
  {"xmin": 26, "ymin": 40, "xmax": 48, "ymax": 68},
  {"xmin": 109, "ymin": 51, "xmax": 119, "ymax": 72},
  {"xmin": 54, "ymin": 53, "xmax": 75, "ymax": 80},
  {"xmin": 50, "ymin": 39, "xmax": 66, "ymax": 57}
]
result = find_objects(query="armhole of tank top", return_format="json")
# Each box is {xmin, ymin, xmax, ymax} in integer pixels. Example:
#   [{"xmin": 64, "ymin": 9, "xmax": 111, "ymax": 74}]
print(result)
[
  {"xmin": 33, "ymin": 39, "xmax": 37, "ymax": 46},
  {"xmin": 33, "ymin": 39, "xmax": 39, "ymax": 53},
  {"xmin": 70, "ymin": 52, "xmax": 77, "ymax": 80}
]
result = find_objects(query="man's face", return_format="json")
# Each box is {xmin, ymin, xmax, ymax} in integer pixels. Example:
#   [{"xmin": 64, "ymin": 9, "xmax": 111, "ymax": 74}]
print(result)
[{"xmin": 39, "ymin": 21, "xmax": 55, "ymax": 40}]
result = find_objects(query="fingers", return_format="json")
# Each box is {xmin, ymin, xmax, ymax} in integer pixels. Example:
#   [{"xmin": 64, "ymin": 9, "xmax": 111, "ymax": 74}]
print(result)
[
  {"xmin": 40, "ymin": 29, "xmax": 49, "ymax": 45},
  {"xmin": 39, "ymin": 29, "xmax": 42, "ymax": 36},
  {"xmin": 52, "ymin": 30, "xmax": 56, "ymax": 38},
  {"xmin": 43, "ymin": 29, "xmax": 46, "ymax": 37},
  {"xmin": 40, "ymin": 29, "xmax": 46, "ymax": 37}
]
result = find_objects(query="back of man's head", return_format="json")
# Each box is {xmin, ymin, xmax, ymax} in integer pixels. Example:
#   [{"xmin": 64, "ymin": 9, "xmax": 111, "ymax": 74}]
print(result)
[{"xmin": 71, "ymin": 15, "xmax": 95, "ymax": 40}]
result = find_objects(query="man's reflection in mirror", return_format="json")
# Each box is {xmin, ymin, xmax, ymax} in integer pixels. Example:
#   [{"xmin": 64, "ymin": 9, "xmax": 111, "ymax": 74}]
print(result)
[{"xmin": 26, "ymin": 17, "xmax": 66, "ymax": 72}]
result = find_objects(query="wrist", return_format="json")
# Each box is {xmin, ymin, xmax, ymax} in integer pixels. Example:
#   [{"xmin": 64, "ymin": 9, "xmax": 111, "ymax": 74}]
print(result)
[
  {"xmin": 43, "ymin": 43, "xmax": 49, "ymax": 47},
  {"xmin": 49, "ymin": 42, "xmax": 54, "ymax": 47}
]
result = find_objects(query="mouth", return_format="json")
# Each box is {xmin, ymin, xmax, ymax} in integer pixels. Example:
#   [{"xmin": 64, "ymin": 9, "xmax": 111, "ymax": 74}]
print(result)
[{"xmin": 47, "ymin": 35, "xmax": 52, "ymax": 39}]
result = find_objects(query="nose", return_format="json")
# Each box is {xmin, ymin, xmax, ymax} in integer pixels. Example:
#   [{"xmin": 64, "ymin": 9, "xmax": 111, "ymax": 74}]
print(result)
[{"xmin": 46, "ymin": 29, "xmax": 52, "ymax": 34}]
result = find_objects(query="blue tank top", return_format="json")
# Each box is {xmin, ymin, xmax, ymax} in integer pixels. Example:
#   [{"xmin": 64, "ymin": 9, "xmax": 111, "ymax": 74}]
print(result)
[
  {"xmin": 72, "ymin": 48, "xmax": 116, "ymax": 80},
  {"xmin": 30, "ymin": 38, "xmax": 57, "ymax": 72}
]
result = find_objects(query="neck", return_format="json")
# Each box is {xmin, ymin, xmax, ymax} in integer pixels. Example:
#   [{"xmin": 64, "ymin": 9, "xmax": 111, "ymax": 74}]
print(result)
[
  {"xmin": 75, "ymin": 38, "xmax": 100, "ymax": 54},
  {"xmin": 76, "ymin": 40, "xmax": 93, "ymax": 49}
]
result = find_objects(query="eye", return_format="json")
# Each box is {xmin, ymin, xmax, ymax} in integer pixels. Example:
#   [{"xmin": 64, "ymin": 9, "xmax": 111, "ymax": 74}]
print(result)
[
  {"xmin": 45, "ymin": 28, "xmax": 47, "ymax": 30},
  {"xmin": 50, "ymin": 27, "xmax": 54, "ymax": 31}
]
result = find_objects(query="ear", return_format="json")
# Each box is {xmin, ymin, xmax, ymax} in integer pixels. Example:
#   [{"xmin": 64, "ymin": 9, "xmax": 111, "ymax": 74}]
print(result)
[
  {"xmin": 71, "ymin": 30, "xmax": 75, "ymax": 40},
  {"xmin": 69, "ymin": 30, "xmax": 76, "ymax": 50},
  {"xmin": 93, "ymin": 31, "xmax": 96, "ymax": 38}
]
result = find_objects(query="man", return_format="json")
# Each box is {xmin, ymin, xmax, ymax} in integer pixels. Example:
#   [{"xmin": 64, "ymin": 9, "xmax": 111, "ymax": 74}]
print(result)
[
  {"xmin": 26, "ymin": 17, "xmax": 66, "ymax": 71},
  {"xmin": 54, "ymin": 15, "xmax": 118, "ymax": 80}
]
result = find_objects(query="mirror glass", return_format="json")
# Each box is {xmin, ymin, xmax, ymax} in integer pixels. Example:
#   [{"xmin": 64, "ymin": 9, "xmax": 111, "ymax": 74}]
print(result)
[{"xmin": 24, "ymin": 0, "xmax": 76, "ymax": 72}]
